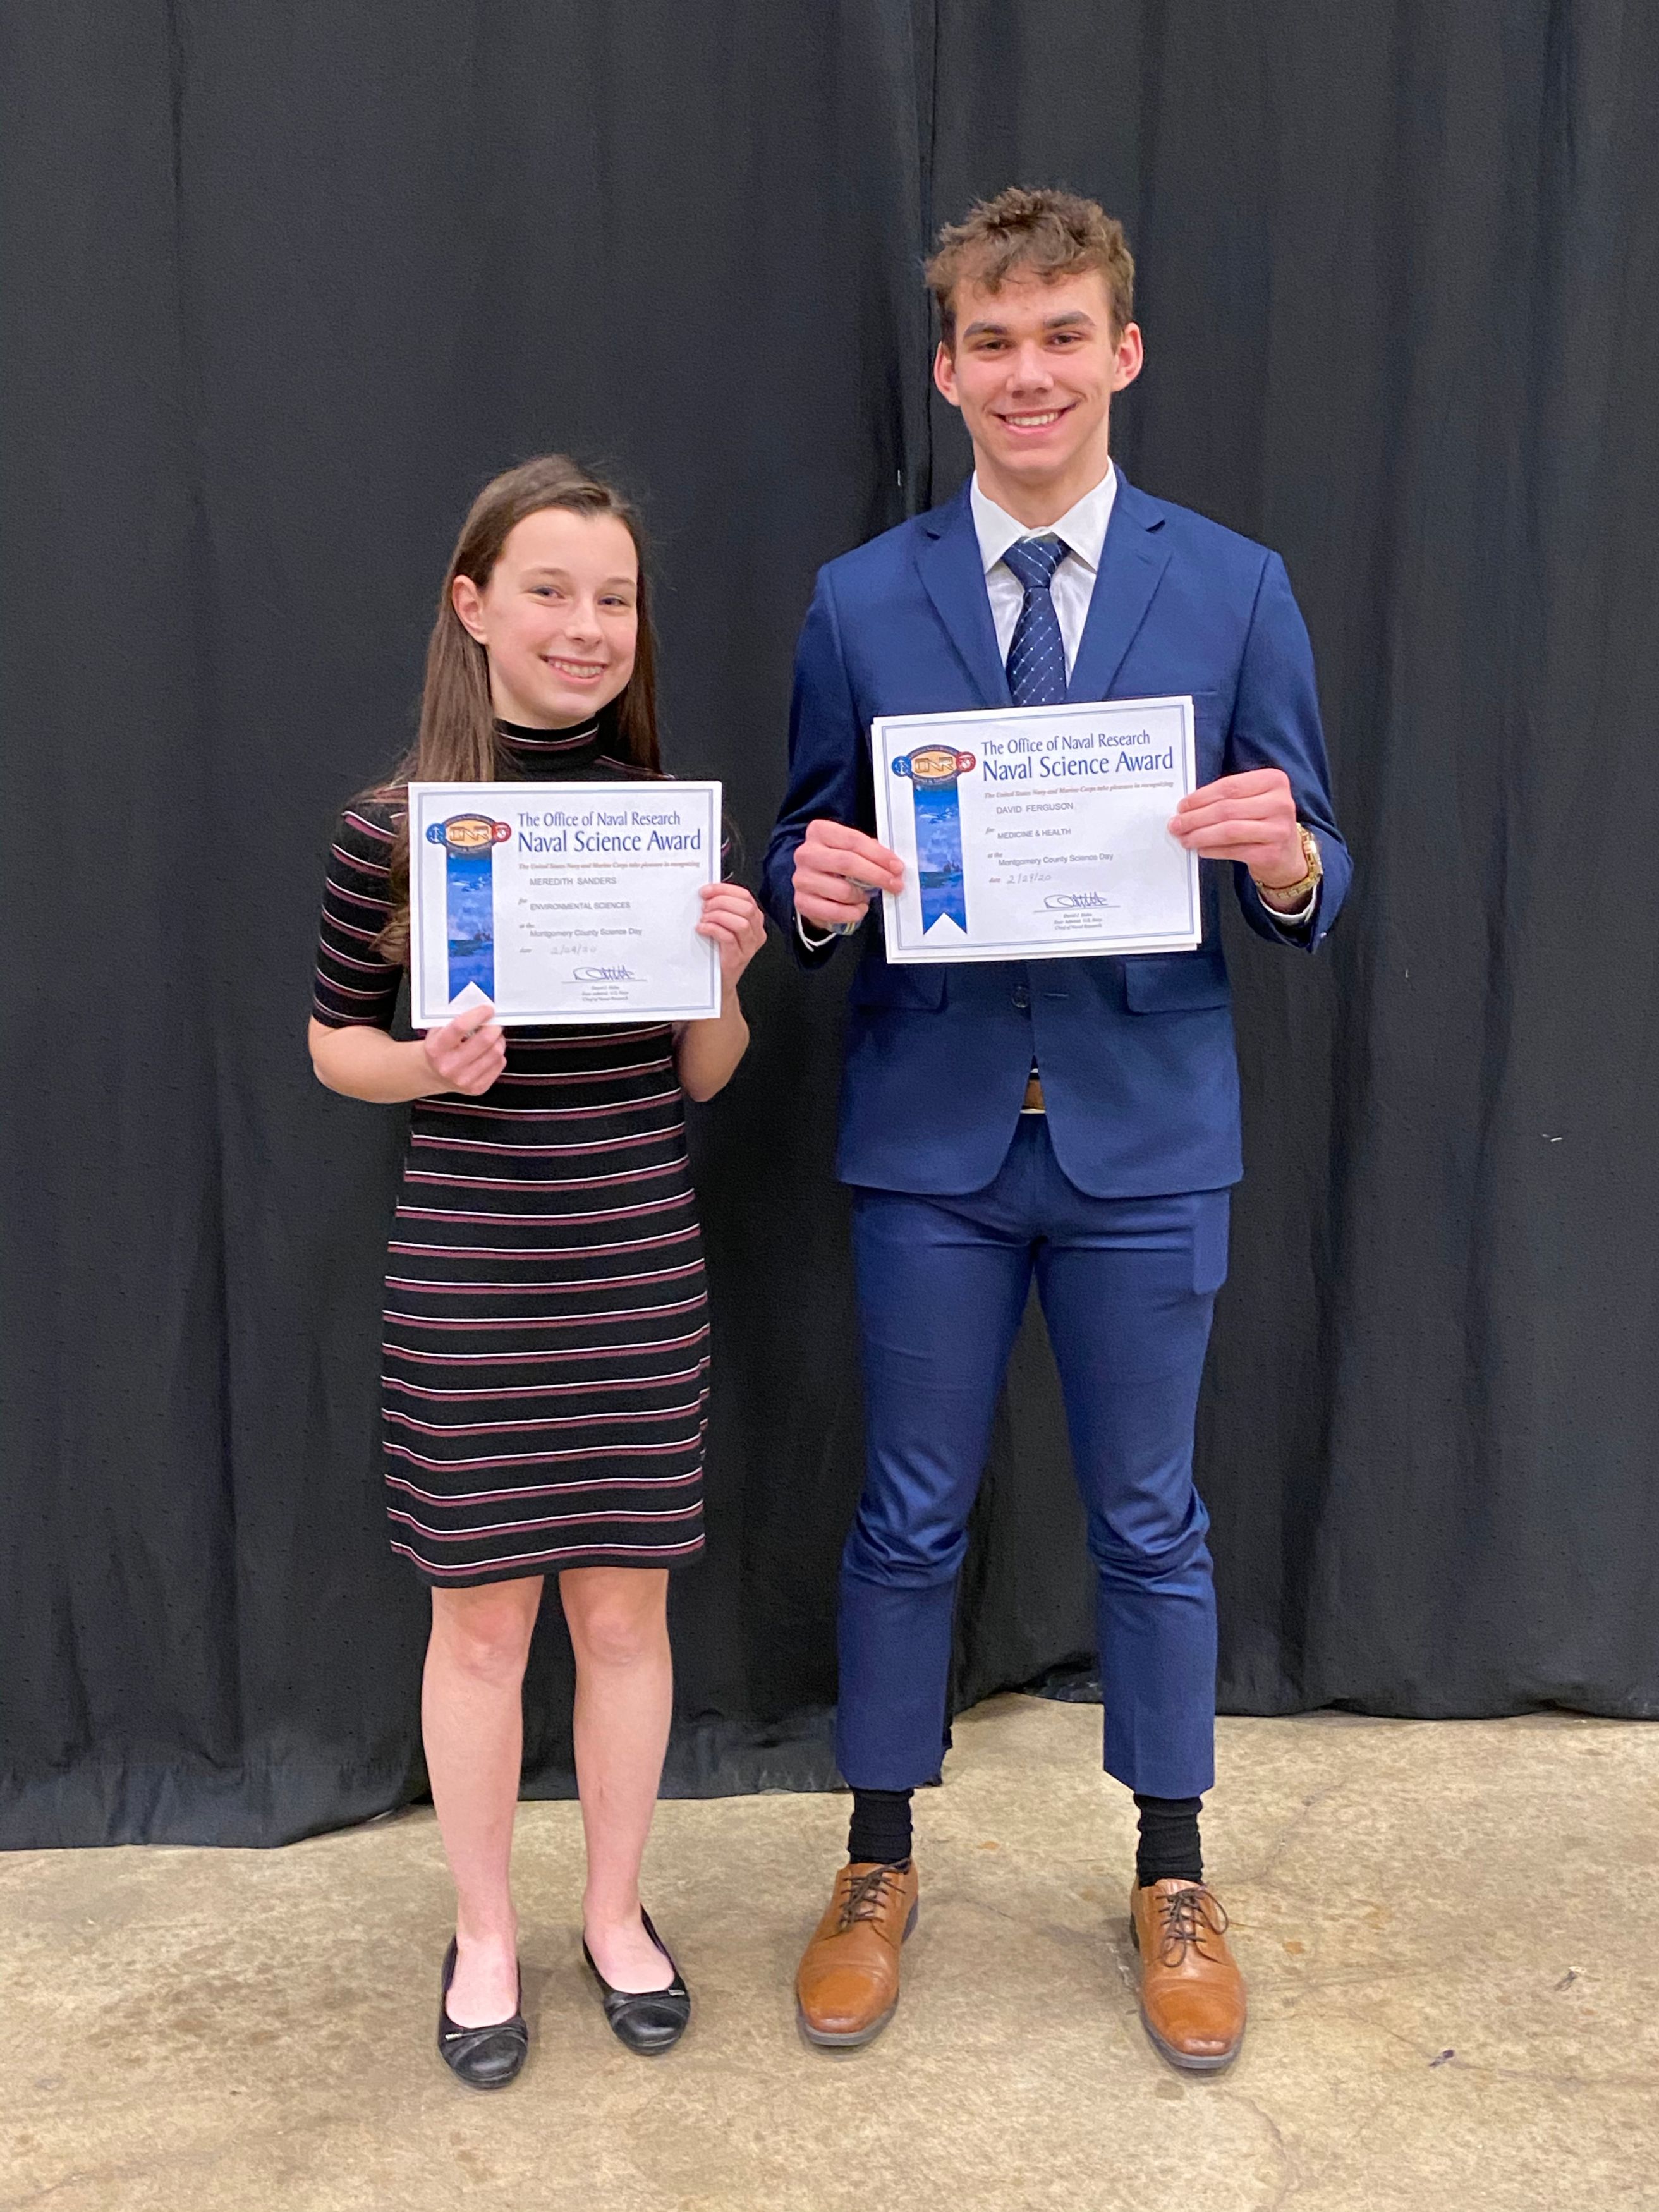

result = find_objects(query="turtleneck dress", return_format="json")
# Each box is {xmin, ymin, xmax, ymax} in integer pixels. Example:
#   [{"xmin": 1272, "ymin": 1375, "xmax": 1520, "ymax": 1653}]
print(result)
[{"xmin": 312, "ymin": 719, "xmax": 707, "ymax": 1585}]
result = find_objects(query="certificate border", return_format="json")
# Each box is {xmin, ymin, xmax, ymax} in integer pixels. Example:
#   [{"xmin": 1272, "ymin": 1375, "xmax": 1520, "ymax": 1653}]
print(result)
[
  {"xmin": 408, "ymin": 779, "xmax": 722, "ymax": 1026},
  {"xmin": 870, "ymin": 698, "xmax": 1202, "ymax": 964}
]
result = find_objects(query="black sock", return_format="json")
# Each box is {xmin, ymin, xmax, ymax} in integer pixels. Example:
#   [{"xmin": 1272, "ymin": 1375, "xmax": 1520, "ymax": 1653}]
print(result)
[
  {"xmin": 848, "ymin": 1786, "xmax": 913, "ymax": 1867},
  {"xmin": 1134, "ymin": 1793, "xmax": 1203, "ymax": 1887}
]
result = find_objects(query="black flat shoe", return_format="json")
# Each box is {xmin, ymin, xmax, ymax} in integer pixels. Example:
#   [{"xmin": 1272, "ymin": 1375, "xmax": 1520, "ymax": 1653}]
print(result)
[
  {"xmin": 437, "ymin": 1938, "xmax": 528, "ymax": 2089},
  {"xmin": 582, "ymin": 1909, "xmax": 690, "ymax": 2054}
]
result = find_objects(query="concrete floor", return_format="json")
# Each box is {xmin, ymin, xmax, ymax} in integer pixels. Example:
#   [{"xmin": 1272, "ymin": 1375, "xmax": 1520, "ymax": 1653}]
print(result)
[{"xmin": 3, "ymin": 1698, "xmax": 1656, "ymax": 2212}]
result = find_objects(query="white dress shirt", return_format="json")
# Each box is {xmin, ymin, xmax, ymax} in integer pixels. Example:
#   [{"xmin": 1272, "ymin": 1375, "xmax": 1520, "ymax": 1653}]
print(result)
[
  {"xmin": 971, "ymin": 463, "xmax": 1117, "ymax": 670},
  {"xmin": 798, "ymin": 458, "xmax": 1314, "ymax": 944}
]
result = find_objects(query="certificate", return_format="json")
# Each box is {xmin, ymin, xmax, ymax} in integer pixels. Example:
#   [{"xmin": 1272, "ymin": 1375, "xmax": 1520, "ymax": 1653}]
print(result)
[
  {"xmin": 870, "ymin": 697, "xmax": 1201, "ymax": 964},
  {"xmin": 408, "ymin": 780, "xmax": 722, "ymax": 1026}
]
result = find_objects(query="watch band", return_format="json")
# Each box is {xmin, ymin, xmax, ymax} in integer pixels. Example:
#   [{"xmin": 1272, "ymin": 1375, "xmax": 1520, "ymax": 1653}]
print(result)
[{"xmin": 1257, "ymin": 823, "xmax": 1322, "ymax": 906}]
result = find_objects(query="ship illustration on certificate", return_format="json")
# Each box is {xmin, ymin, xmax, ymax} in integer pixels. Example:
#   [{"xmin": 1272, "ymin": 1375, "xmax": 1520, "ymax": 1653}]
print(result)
[
  {"xmin": 425, "ymin": 810, "xmax": 513, "ymax": 1001},
  {"xmin": 890, "ymin": 743, "xmax": 978, "ymax": 937}
]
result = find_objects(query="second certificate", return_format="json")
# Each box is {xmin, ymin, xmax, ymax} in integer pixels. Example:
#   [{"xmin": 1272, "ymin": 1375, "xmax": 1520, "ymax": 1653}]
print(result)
[
  {"xmin": 408, "ymin": 779, "xmax": 722, "ymax": 1027},
  {"xmin": 870, "ymin": 697, "xmax": 1201, "ymax": 964}
]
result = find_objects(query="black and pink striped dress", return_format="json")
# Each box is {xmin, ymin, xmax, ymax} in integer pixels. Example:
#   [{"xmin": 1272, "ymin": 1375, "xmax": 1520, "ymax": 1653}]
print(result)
[{"xmin": 312, "ymin": 719, "xmax": 707, "ymax": 1586}]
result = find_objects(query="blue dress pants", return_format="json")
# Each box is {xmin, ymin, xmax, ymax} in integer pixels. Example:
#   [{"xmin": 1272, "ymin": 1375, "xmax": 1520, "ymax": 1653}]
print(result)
[{"xmin": 837, "ymin": 1117, "xmax": 1227, "ymax": 1801}]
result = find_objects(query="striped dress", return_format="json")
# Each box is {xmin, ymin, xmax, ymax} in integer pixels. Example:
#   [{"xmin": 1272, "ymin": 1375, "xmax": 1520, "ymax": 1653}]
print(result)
[{"xmin": 312, "ymin": 719, "xmax": 707, "ymax": 1585}]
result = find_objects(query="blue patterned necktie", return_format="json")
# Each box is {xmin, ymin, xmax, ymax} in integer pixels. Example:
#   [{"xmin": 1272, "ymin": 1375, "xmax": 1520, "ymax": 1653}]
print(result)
[{"xmin": 1002, "ymin": 534, "xmax": 1069, "ymax": 707}]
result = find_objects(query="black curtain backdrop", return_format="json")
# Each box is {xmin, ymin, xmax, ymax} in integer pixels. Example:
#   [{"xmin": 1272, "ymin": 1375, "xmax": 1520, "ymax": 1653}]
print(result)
[{"xmin": 3, "ymin": 3, "xmax": 1656, "ymax": 1847}]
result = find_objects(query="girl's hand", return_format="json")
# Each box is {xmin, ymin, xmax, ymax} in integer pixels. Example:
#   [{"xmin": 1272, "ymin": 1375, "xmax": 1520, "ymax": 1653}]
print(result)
[
  {"xmin": 696, "ymin": 884, "xmax": 767, "ymax": 987},
  {"xmin": 420, "ymin": 1000, "xmax": 506, "ymax": 1095}
]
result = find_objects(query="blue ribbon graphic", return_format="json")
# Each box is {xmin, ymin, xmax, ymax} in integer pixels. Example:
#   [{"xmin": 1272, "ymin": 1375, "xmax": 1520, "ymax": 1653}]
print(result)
[
  {"xmin": 892, "ymin": 746, "xmax": 978, "ymax": 934},
  {"xmin": 426, "ymin": 812, "xmax": 511, "ymax": 1002}
]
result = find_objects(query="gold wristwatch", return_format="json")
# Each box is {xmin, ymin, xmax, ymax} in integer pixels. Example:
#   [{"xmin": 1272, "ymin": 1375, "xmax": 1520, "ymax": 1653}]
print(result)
[{"xmin": 1257, "ymin": 823, "xmax": 1323, "ymax": 908}]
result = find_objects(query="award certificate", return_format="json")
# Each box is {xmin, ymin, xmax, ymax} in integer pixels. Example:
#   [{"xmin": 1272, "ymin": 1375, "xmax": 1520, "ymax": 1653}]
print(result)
[
  {"xmin": 408, "ymin": 779, "xmax": 722, "ymax": 1026},
  {"xmin": 870, "ymin": 697, "xmax": 1201, "ymax": 964}
]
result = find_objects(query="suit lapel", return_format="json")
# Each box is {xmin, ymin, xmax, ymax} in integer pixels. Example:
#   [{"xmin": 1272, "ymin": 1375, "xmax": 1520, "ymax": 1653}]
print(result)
[
  {"xmin": 915, "ymin": 484, "xmax": 1010, "ymax": 708},
  {"xmin": 1066, "ymin": 474, "xmax": 1170, "ymax": 702}
]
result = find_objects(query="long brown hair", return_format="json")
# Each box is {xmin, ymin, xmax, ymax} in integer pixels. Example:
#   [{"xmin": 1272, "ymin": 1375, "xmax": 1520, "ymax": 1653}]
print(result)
[{"xmin": 373, "ymin": 454, "xmax": 662, "ymax": 958}]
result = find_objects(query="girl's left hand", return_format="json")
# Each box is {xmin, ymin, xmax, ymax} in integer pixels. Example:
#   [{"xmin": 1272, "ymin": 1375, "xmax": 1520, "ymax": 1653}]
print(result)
[{"xmin": 695, "ymin": 883, "xmax": 767, "ymax": 987}]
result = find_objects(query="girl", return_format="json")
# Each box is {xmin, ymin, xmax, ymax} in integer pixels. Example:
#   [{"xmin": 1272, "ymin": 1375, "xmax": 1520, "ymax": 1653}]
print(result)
[{"xmin": 308, "ymin": 456, "xmax": 765, "ymax": 2087}]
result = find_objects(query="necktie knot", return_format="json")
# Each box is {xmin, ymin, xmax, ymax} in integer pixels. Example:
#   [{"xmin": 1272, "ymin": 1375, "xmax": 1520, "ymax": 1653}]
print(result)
[{"xmin": 1002, "ymin": 533, "xmax": 1067, "ymax": 594}]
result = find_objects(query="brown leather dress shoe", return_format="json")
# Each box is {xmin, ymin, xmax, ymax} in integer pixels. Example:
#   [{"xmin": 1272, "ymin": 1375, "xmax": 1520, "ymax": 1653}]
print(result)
[
  {"xmin": 1130, "ymin": 1878, "xmax": 1247, "ymax": 2072},
  {"xmin": 795, "ymin": 1860, "xmax": 920, "ymax": 2048}
]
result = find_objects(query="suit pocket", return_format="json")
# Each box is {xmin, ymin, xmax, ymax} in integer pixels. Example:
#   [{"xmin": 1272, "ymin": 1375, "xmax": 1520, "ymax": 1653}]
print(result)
[
  {"xmin": 846, "ymin": 957, "xmax": 947, "ymax": 1012},
  {"xmin": 1122, "ymin": 950, "xmax": 1231, "ymax": 1014}
]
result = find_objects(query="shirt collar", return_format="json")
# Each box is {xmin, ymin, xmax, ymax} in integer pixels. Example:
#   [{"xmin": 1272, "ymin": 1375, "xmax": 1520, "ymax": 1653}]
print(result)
[{"xmin": 969, "ymin": 460, "xmax": 1117, "ymax": 579}]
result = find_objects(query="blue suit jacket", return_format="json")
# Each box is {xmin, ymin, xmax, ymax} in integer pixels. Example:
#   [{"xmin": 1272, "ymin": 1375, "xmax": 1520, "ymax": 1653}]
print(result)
[{"xmin": 761, "ymin": 475, "xmax": 1352, "ymax": 1198}]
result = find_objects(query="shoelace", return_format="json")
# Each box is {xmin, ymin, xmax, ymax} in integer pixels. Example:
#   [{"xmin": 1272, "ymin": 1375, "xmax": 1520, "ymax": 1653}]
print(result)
[
  {"xmin": 1156, "ymin": 1884, "xmax": 1229, "ymax": 1967},
  {"xmin": 836, "ymin": 1865, "xmax": 901, "ymax": 1932}
]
